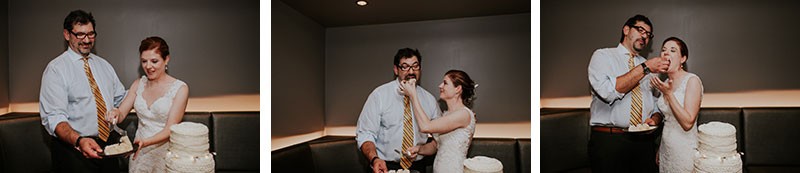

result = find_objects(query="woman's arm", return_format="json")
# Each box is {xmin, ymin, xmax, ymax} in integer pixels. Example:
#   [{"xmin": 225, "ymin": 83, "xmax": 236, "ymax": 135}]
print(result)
[
  {"xmin": 400, "ymin": 80, "xmax": 470, "ymax": 134},
  {"xmin": 664, "ymin": 77, "xmax": 702, "ymax": 131},
  {"xmin": 111, "ymin": 79, "xmax": 140, "ymax": 124},
  {"xmin": 410, "ymin": 96, "xmax": 470, "ymax": 134}
]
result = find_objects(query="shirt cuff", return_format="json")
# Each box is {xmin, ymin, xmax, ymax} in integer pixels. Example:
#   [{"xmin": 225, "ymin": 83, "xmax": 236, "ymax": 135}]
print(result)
[{"xmin": 44, "ymin": 115, "xmax": 68, "ymax": 137}]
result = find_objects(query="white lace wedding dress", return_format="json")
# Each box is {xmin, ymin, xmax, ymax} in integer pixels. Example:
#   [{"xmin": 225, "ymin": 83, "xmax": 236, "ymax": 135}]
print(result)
[
  {"xmin": 128, "ymin": 76, "xmax": 186, "ymax": 173},
  {"xmin": 432, "ymin": 107, "xmax": 476, "ymax": 173},
  {"xmin": 657, "ymin": 73, "xmax": 702, "ymax": 173}
]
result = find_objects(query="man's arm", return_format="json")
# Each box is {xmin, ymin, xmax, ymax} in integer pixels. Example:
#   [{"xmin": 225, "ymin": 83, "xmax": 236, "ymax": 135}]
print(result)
[
  {"xmin": 54, "ymin": 122, "xmax": 103, "ymax": 158},
  {"xmin": 616, "ymin": 57, "xmax": 671, "ymax": 93},
  {"xmin": 355, "ymin": 90, "xmax": 388, "ymax": 173}
]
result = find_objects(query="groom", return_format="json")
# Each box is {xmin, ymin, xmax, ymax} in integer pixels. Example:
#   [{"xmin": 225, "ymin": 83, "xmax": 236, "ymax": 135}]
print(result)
[
  {"xmin": 356, "ymin": 48, "xmax": 441, "ymax": 173},
  {"xmin": 39, "ymin": 10, "xmax": 126, "ymax": 172},
  {"xmin": 587, "ymin": 14, "xmax": 670, "ymax": 173}
]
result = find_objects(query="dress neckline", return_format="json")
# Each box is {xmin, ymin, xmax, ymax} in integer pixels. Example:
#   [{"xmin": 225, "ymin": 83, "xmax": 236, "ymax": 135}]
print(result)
[{"xmin": 138, "ymin": 77, "xmax": 180, "ymax": 111}]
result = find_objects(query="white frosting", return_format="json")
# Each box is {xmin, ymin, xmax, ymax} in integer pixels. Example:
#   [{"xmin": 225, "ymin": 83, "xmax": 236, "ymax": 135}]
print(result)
[
  {"xmin": 463, "ymin": 156, "xmax": 503, "ymax": 173},
  {"xmin": 104, "ymin": 137, "xmax": 133, "ymax": 155},
  {"xmin": 388, "ymin": 169, "xmax": 410, "ymax": 173},
  {"xmin": 166, "ymin": 122, "xmax": 215, "ymax": 173},
  {"xmin": 628, "ymin": 123, "xmax": 652, "ymax": 131},
  {"xmin": 694, "ymin": 122, "xmax": 742, "ymax": 173}
]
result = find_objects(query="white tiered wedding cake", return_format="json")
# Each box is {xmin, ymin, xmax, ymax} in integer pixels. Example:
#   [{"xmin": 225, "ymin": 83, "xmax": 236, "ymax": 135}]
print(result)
[
  {"xmin": 165, "ymin": 122, "xmax": 215, "ymax": 173},
  {"xmin": 463, "ymin": 156, "xmax": 503, "ymax": 173},
  {"xmin": 694, "ymin": 121, "xmax": 742, "ymax": 173}
]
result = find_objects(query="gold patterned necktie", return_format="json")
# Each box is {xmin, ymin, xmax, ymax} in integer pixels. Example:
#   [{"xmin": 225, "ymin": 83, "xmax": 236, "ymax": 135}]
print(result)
[
  {"xmin": 83, "ymin": 57, "xmax": 110, "ymax": 142},
  {"xmin": 628, "ymin": 54, "xmax": 643, "ymax": 125},
  {"xmin": 400, "ymin": 96, "xmax": 413, "ymax": 169}
]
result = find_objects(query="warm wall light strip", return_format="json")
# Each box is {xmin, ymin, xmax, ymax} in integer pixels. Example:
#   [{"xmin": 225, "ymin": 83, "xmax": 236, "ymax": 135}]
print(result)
[
  {"xmin": 0, "ymin": 107, "xmax": 8, "ymax": 116},
  {"xmin": 541, "ymin": 90, "xmax": 800, "ymax": 108},
  {"xmin": 273, "ymin": 122, "xmax": 532, "ymax": 151},
  {"xmin": 271, "ymin": 131, "xmax": 325, "ymax": 151},
  {"xmin": 4, "ymin": 94, "xmax": 260, "ymax": 113}
]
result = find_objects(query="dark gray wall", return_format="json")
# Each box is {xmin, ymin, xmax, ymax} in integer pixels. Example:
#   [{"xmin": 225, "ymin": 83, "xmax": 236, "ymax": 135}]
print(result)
[
  {"xmin": 325, "ymin": 13, "xmax": 531, "ymax": 126},
  {"xmin": 271, "ymin": 0, "xmax": 326, "ymax": 137},
  {"xmin": 8, "ymin": 0, "xmax": 259, "ymax": 103},
  {"xmin": 0, "ymin": 0, "xmax": 8, "ymax": 109},
  {"xmin": 542, "ymin": 0, "xmax": 800, "ymax": 98}
]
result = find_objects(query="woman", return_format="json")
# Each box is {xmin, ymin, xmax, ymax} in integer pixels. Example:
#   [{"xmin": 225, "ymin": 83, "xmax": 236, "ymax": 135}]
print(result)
[
  {"xmin": 399, "ymin": 70, "xmax": 477, "ymax": 173},
  {"xmin": 650, "ymin": 37, "xmax": 703, "ymax": 172},
  {"xmin": 109, "ymin": 36, "xmax": 189, "ymax": 172}
]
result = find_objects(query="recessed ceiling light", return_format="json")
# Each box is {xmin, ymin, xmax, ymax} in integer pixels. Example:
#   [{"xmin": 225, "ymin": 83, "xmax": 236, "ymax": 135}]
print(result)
[{"xmin": 356, "ymin": 0, "xmax": 367, "ymax": 6}]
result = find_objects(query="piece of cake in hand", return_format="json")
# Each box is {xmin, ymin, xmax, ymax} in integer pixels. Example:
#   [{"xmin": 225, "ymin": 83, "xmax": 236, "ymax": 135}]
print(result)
[
  {"xmin": 103, "ymin": 136, "xmax": 133, "ymax": 155},
  {"xmin": 627, "ymin": 123, "xmax": 651, "ymax": 131}
]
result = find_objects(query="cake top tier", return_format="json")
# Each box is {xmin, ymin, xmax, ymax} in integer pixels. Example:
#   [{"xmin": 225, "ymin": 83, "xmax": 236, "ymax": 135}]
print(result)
[
  {"xmin": 463, "ymin": 156, "xmax": 503, "ymax": 172},
  {"xmin": 170, "ymin": 122, "xmax": 209, "ymax": 136},
  {"xmin": 698, "ymin": 121, "xmax": 736, "ymax": 137}
]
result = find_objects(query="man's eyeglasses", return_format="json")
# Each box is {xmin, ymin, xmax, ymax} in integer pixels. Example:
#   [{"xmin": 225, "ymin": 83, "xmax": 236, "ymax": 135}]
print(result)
[
  {"xmin": 69, "ymin": 30, "xmax": 97, "ymax": 39},
  {"xmin": 630, "ymin": 25, "xmax": 654, "ymax": 39},
  {"xmin": 398, "ymin": 64, "xmax": 420, "ymax": 71}
]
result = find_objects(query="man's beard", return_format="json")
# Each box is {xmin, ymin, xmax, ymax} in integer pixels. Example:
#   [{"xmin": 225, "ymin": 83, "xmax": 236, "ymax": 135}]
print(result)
[{"xmin": 633, "ymin": 38, "xmax": 646, "ymax": 52}]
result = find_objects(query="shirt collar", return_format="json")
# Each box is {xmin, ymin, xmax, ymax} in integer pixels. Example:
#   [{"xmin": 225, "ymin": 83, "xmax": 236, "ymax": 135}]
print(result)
[
  {"xmin": 66, "ymin": 48, "xmax": 94, "ymax": 61},
  {"xmin": 616, "ymin": 43, "xmax": 640, "ymax": 58}
]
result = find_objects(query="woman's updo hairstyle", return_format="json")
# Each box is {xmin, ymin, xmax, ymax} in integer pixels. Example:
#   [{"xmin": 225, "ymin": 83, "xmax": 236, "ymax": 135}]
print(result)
[{"xmin": 445, "ymin": 70, "xmax": 478, "ymax": 108}]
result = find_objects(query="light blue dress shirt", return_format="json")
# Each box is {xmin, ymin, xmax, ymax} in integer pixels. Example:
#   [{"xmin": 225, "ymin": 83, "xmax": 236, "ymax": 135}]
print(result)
[
  {"xmin": 588, "ymin": 43, "xmax": 660, "ymax": 127},
  {"xmin": 356, "ymin": 79, "xmax": 441, "ymax": 162},
  {"xmin": 39, "ymin": 49, "xmax": 126, "ymax": 137}
]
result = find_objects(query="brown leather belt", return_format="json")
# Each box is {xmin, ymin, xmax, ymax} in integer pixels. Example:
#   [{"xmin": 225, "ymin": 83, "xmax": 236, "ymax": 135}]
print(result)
[{"xmin": 591, "ymin": 126, "xmax": 625, "ymax": 134}]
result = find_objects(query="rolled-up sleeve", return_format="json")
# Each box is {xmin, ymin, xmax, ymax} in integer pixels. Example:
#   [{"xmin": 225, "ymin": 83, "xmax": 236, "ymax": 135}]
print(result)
[
  {"xmin": 111, "ymin": 71, "xmax": 126, "ymax": 108},
  {"xmin": 588, "ymin": 50, "xmax": 625, "ymax": 104},
  {"xmin": 356, "ymin": 90, "xmax": 381, "ymax": 150},
  {"xmin": 39, "ymin": 64, "xmax": 68, "ymax": 137}
]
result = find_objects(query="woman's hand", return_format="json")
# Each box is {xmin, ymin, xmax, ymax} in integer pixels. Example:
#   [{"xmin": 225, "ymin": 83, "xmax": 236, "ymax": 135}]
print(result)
[
  {"xmin": 131, "ymin": 139, "xmax": 148, "ymax": 160},
  {"xmin": 650, "ymin": 76, "xmax": 673, "ymax": 95},
  {"xmin": 398, "ymin": 79, "xmax": 418, "ymax": 97}
]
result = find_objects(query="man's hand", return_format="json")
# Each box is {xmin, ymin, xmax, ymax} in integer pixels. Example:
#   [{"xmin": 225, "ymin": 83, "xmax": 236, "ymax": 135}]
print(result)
[
  {"xmin": 407, "ymin": 146, "xmax": 420, "ymax": 159},
  {"xmin": 645, "ymin": 113, "xmax": 662, "ymax": 126},
  {"xmin": 78, "ymin": 138, "xmax": 103, "ymax": 159},
  {"xmin": 372, "ymin": 158, "xmax": 387, "ymax": 173},
  {"xmin": 644, "ymin": 56, "xmax": 670, "ymax": 73}
]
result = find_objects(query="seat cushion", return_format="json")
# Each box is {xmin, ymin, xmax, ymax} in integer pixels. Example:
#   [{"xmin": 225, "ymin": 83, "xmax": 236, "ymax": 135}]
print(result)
[
  {"xmin": 743, "ymin": 108, "xmax": 800, "ymax": 166},
  {"xmin": 308, "ymin": 136, "xmax": 369, "ymax": 173},
  {"xmin": 0, "ymin": 113, "xmax": 52, "ymax": 172},
  {"xmin": 468, "ymin": 138, "xmax": 519, "ymax": 173},
  {"xmin": 212, "ymin": 112, "xmax": 259, "ymax": 171},
  {"xmin": 540, "ymin": 110, "xmax": 590, "ymax": 172},
  {"xmin": 272, "ymin": 142, "xmax": 315, "ymax": 173},
  {"xmin": 517, "ymin": 139, "xmax": 531, "ymax": 173},
  {"xmin": 747, "ymin": 166, "xmax": 800, "ymax": 173}
]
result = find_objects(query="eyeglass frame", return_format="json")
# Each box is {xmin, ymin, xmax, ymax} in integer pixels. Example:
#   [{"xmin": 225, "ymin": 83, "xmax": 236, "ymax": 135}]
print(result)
[
  {"xmin": 397, "ymin": 63, "xmax": 421, "ymax": 71},
  {"xmin": 629, "ymin": 25, "xmax": 654, "ymax": 39},
  {"xmin": 68, "ymin": 30, "xmax": 97, "ymax": 39}
]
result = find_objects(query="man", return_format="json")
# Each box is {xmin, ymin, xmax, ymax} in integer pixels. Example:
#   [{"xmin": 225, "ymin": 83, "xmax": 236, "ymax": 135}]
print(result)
[
  {"xmin": 587, "ymin": 14, "xmax": 670, "ymax": 173},
  {"xmin": 40, "ymin": 10, "xmax": 126, "ymax": 172},
  {"xmin": 356, "ymin": 48, "xmax": 441, "ymax": 173}
]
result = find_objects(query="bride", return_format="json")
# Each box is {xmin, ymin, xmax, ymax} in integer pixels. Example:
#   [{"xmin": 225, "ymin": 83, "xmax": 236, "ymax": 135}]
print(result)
[
  {"xmin": 108, "ymin": 36, "xmax": 189, "ymax": 172},
  {"xmin": 650, "ymin": 37, "xmax": 703, "ymax": 173},
  {"xmin": 399, "ymin": 70, "xmax": 477, "ymax": 173}
]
